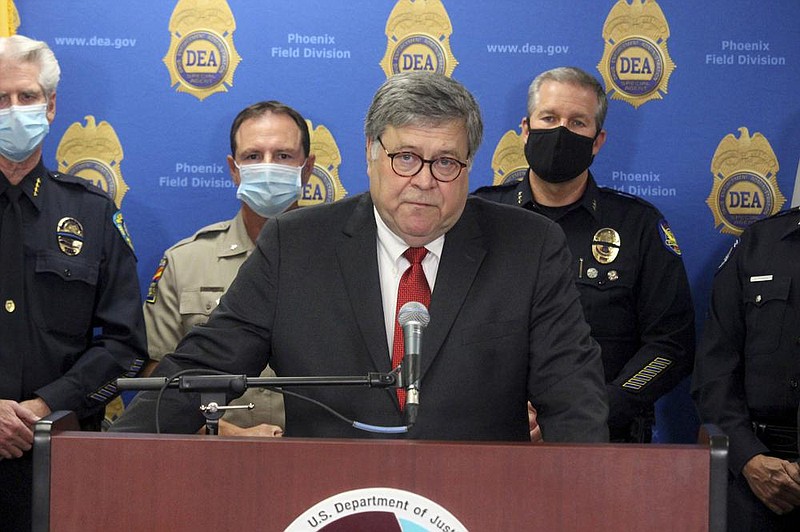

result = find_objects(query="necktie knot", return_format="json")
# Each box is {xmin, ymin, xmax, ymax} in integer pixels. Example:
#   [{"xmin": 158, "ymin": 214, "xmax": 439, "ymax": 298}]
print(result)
[{"xmin": 403, "ymin": 246, "xmax": 427, "ymax": 265}]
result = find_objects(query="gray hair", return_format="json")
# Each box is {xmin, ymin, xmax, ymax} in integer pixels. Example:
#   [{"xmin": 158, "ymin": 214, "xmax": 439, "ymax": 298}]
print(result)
[
  {"xmin": 0, "ymin": 35, "xmax": 61, "ymax": 97},
  {"xmin": 527, "ymin": 67, "xmax": 607, "ymax": 131},
  {"xmin": 365, "ymin": 72, "xmax": 483, "ymax": 164}
]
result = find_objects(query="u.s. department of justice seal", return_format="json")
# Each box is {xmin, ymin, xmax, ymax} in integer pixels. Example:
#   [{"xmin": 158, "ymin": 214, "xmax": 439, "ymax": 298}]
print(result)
[
  {"xmin": 491, "ymin": 129, "xmax": 528, "ymax": 185},
  {"xmin": 707, "ymin": 127, "xmax": 785, "ymax": 236},
  {"xmin": 163, "ymin": 0, "xmax": 241, "ymax": 101},
  {"xmin": 299, "ymin": 120, "xmax": 347, "ymax": 206},
  {"xmin": 56, "ymin": 116, "xmax": 130, "ymax": 208},
  {"xmin": 597, "ymin": 0, "xmax": 676, "ymax": 109},
  {"xmin": 379, "ymin": 0, "xmax": 458, "ymax": 78}
]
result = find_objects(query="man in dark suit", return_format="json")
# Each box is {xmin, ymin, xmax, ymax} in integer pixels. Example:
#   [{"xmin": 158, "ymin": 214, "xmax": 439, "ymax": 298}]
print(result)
[{"xmin": 112, "ymin": 72, "xmax": 608, "ymax": 442}]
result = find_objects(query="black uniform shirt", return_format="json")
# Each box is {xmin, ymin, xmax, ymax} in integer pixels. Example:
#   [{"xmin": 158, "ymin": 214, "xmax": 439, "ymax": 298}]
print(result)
[
  {"xmin": 0, "ymin": 160, "xmax": 147, "ymax": 420},
  {"xmin": 692, "ymin": 208, "xmax": 800, "ymax": 475},
  {"xmin": 474, "ymin": 173, "xmax": 695, "ymax": 436}
]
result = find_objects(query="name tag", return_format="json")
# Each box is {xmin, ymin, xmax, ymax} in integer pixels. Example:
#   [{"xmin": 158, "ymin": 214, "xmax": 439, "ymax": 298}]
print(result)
[{"xmin": 750, "ymin": 275, "xmax": 773, "ymax": 282}]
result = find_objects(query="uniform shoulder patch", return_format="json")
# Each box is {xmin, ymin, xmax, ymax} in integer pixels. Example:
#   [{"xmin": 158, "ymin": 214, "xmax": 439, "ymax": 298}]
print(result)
[
  {"xmin": 657, "ymin": 218, "xmax": 681, "ymax": 256},
  {"xmin": 112, "ymin": 210, "xmax": 135, "ymax": 252},
  {"xmin": 146, "ymin": 256, "xmax": 168, "ymax": 304}
]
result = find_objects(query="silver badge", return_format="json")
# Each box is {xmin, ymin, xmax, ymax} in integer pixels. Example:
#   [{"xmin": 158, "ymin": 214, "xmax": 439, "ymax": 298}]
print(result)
[{"xmin": 57, "ymin": 217, "xmax": 85, "ymax": 256}]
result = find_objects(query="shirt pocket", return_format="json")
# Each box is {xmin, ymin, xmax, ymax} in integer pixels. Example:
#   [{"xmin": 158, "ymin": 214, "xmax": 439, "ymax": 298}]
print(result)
[
  {"xmin": 743, "ymin": 275, "xmax": 791, "ymax": 355},
  {"xmin": 33, "ymin": 250, "xmax": 99, "ymax": 336},
  {"xmin": 575, "ymin": 272, "xmax": 636, "ymax": 338},
  {"xmin": 179, "ymin": 288, "xmax": 224, "ymax": 330}
]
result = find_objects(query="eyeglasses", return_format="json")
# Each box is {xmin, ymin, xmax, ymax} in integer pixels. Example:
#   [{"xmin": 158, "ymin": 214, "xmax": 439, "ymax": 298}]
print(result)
[{"xmin": 378, "ymin": 137, "xmax": 468, "ymax": 183}]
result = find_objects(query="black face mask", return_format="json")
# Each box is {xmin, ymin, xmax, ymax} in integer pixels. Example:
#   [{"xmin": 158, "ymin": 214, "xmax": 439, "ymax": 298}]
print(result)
[{"xmin": 524, "ymin": 125, "xmax": 596, "ymax": 183}]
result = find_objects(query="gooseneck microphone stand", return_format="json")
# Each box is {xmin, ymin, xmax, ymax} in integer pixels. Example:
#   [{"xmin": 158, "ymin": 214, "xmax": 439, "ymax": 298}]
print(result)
[{"xmin": 117, "ymin": 371, "xmax": 403, "ymax": 435}]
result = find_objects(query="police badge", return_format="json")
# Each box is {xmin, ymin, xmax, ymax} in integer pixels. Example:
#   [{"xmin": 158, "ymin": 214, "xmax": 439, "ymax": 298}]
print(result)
[
  {"xmin": 299, "ymin": 120, "xmax": 347, "ymax": 206},
  {"xmin": 379, "ymin": 0, "xmax": 459, "ymax": 78},
  {"xmin": 491, "ymin": 129, "xmax": 528, "ymax": 186},
  {"xmin": 597, "ymin": 0, "xmax": 677, "ymax": 109},
  {"xmin": 57, "ymin": 217, "xmax": 84, "ymax": 256},
  {"xmin": 163, "ymin": 0, "xmax": 242, "ymax": 101},
  {"xmin": 56, "ymin": 116, "xmax": 130, "ymax": 208},
  {"xmin": 707, "ymin": 127, "xmax": 785, "ymax": 236}
]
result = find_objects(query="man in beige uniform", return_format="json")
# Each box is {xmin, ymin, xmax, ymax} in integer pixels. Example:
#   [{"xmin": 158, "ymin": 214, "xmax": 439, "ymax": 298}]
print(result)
[{"xmin": 143, "ymin": 101, "xmax": 315, "ymax": 436}]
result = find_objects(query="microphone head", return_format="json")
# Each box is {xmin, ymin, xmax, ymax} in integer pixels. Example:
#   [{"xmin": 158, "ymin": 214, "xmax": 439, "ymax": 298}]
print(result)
[{"xmin": 398, "ymin": 301, "xmax": 430, "ymax": 328}]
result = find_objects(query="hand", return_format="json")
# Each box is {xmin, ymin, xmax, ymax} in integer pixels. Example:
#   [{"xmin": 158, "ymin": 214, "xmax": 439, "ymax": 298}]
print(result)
[
  {"xmin": 0, "ymin": 400, "xmax": 39, "ymax": 459},
  {"xmin": 215, "ymin": 419, "xmax": 284, "ymax": 437},
  {"xmin": 528, "ymin": 402, "xmax": 543, "ymax": 443},
  {"xmin": 20, "ymin": 397, "xmax": 52, "ymax": 418},
  {"xmin": 742, "ymin": 454, "xmax": 800, "ymax": 514}
]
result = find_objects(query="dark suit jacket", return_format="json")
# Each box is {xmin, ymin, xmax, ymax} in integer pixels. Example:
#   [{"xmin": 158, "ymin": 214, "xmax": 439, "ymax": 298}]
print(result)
[{"xmin": 113, "ymin": 193, "xmax": 608, "ymax": 442}]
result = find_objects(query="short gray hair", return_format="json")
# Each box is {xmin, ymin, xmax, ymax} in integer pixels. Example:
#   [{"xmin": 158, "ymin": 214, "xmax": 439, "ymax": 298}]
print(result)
[
  {"xmin": 527, "ymin": 67, "xmax": 607, "ymax": 131},
  {"xmin": 0, "ymin": 35, "xmax": 61, "ymax": 97},
  {"xmin": 365, "ymin": 72, "xmax": 483, "ymax": 163}
]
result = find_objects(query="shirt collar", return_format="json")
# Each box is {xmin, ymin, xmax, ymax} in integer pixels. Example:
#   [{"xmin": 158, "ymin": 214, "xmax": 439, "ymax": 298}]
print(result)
[
  {"xmin": 373, "ymin": 206, "xmax": 444, "ymax": 264},
  {"xmin": 217, "ymin": 209, "xmax": 254, "ymax": 258},
  {"xmin": 522, "ymin": 171, "xmax": 602, "ymax": 222},
  {"xmin": 0, "ymin": 159, "xmax": 48, "ymax": 212}
]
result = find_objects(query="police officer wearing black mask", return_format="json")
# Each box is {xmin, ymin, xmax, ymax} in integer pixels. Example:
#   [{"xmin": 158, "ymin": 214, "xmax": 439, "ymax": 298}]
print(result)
[{"xmin": 474, "ymin": 66, "xmax": 695, "ymax": 443}]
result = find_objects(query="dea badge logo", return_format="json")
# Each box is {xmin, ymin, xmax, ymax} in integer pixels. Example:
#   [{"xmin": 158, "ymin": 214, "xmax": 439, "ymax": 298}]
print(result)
[
  {"xmin": 2, "ymin": 1, "xmax": 20, "ymax": 35},
  {"xmin": 56, "ymin": 116, "xmax": 130, "ymax": 208},
  {"xmin": 163, "ymin": 0, "xmax": 242, "ymax": 101},
  {"xmin": 491, "ymin": 129, "xmax": 528, "ymax": 185},
  {"xmin": 597, "ymin": 0, "xmax": 676, "ymax": 109},
  {"xmin": 300, "ymin": 120, "xmax": 347, "ymax": 206},
  {"xmin": 286, "ymin": 487, "xmax": 468, "ymax": 531},
  {"xmin": 707, "ymin": 127, "xmax": 786, "ymax": 235},
  {"xmin": 379, "ymin": 0, "xmax": 458, "ymax": 78}
]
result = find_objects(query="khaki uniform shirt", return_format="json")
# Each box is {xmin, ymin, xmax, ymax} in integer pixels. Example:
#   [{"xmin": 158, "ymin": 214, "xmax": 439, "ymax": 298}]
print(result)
[{"xmin": 143, "ymin": 211, "xmax": 284, "ymax": 428}]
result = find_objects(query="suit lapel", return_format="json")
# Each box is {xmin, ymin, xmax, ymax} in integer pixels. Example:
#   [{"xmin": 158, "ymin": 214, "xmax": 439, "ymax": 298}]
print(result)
[
  {"xmin": 336, "ymin": 194, "xmax": 392, "ymax": 374},
  {"xmin": 423, "ymin": 201, "xmax": 487, "ymax": 377}
]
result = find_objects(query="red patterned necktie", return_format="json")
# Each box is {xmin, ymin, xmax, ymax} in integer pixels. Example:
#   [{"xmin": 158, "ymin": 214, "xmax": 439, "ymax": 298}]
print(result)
[{"xmin": 391, "ymin": 247, "xmax": 430, "ymax": 409}]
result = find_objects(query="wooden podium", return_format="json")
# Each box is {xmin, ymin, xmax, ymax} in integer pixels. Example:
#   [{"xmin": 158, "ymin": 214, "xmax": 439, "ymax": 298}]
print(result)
[{"xmin": 33, "ymin": 412, "xmax": 727, "ymax": 531}]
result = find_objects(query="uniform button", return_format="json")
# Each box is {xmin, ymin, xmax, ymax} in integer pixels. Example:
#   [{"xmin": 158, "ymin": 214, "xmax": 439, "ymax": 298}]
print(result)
[
  {"xmin": 206, "ymin": 303, "xmax": 212, "ymax": 310},
  {"xmin": 64, "ymin": 269, "xmax": 71, "ymax": 277},
  {"xmin": 5, "ymin": 299, "xmax": 15, "ymax": 313},
  {"xmin": 755, "ymin": 294, "xmax": 762, "ymax": 303},
  {"xmin": 791, "ymin": 379, "xmax": 799, "ymax": 389}
]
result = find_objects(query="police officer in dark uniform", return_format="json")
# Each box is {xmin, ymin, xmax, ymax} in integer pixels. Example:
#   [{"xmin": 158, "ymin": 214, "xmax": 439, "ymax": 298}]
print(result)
[
  {"xmin": 0, "ymin": 35, "xmax": 147, "ymax": 531},
  {"xmin": 692, "ymin": 208, "xmax": 800, "ymax": 531},
  {"xmin": 474, "ymin": 67, "xmax": 695, "ymax": 442}
]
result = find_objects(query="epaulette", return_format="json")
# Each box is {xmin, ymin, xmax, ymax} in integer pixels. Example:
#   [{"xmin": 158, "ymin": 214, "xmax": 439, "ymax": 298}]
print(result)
[
  {"xmin": 597, "ymin": 185, "xmax": 660, "ymax": 210},
  {"xmin": 50, "ymin": 171, "xmax": 112, "ymax": 200},
  {"xmin": 473, "ymin": 179, "xmax": 520, "ymax": 195},
  {"xmin": 750, "ymin": 205, "xmax": 800, "ymax": 225},
  {"xmin": 168, "ymin": 219, "xmax": 232, "ymax": 251}
]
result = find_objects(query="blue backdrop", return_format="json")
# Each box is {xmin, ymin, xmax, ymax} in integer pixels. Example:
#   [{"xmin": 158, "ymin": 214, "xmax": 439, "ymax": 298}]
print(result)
[{"xmin": 14, "ymin": 0, "xmax": 800, "ymax": 442}]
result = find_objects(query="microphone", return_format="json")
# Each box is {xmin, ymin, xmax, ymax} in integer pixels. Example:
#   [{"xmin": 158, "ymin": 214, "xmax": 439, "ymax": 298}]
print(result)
[{"xmin": 397, "ymin": 301, "xmax": 430, "ymax": 428}]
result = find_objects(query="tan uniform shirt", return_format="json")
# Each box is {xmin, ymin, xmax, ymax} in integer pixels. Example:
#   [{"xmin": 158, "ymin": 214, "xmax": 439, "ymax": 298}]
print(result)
[{"xmin": 143, "ymin": 211, "xmax": 284, "ymax": 428}]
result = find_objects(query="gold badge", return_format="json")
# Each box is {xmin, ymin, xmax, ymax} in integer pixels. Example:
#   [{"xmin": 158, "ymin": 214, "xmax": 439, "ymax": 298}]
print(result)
[
  {"xmin": 299, "ymin": 120, "xmax": 347, "ymax": 206},
  {"xmin": 706, "ymin": 127, "xmax": 785, "ymax": 236},
  {"xmin": 2, "ymin": 1, "xmax": 20, "ymax": 36},
  {"xmin": 56, "ymin": 116, "xmax": 130, "ymax": 208},
  {"xmin": 379, "ymin": 0, "xmax": 458, "ymax": 78},
  {"xmin": 597, "ymin": 0, "xmax": 677, "ymax": 109},
  {"xmin": 57, "ymin": 217, "xmax": 85, "ymax": 256},
  {"xmin": 491, "ymin": 129, "xmax": 528, "ymax": 186},
  {"xmin": 592, "ymin": 228, "xmax": 621, "ymax": 264},
  {"xmin": 163, "ymin": 0, "xmax": 242, "ymax": 101}
]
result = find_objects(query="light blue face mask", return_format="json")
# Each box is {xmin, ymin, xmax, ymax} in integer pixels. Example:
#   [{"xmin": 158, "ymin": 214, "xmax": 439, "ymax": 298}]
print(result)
[
  {"xmin": 0, "ymin": 103, "xmax": 50, "ymax": 163},
  {"xmin": 235, "ymin": 161, "xmax": 304, "ymax": 218}
]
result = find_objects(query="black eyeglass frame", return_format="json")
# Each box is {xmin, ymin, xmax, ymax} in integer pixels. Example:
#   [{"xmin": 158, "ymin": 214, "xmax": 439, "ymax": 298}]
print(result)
[{"xmin": 377, "ymin": 137, "xmax": 468, "ymax": 183}]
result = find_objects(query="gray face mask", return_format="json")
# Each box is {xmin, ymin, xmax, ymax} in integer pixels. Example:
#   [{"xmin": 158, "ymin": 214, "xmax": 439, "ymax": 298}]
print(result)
[{"xmin": 235, "ymin": 161, "xmax": 304, "ymax": 218}]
